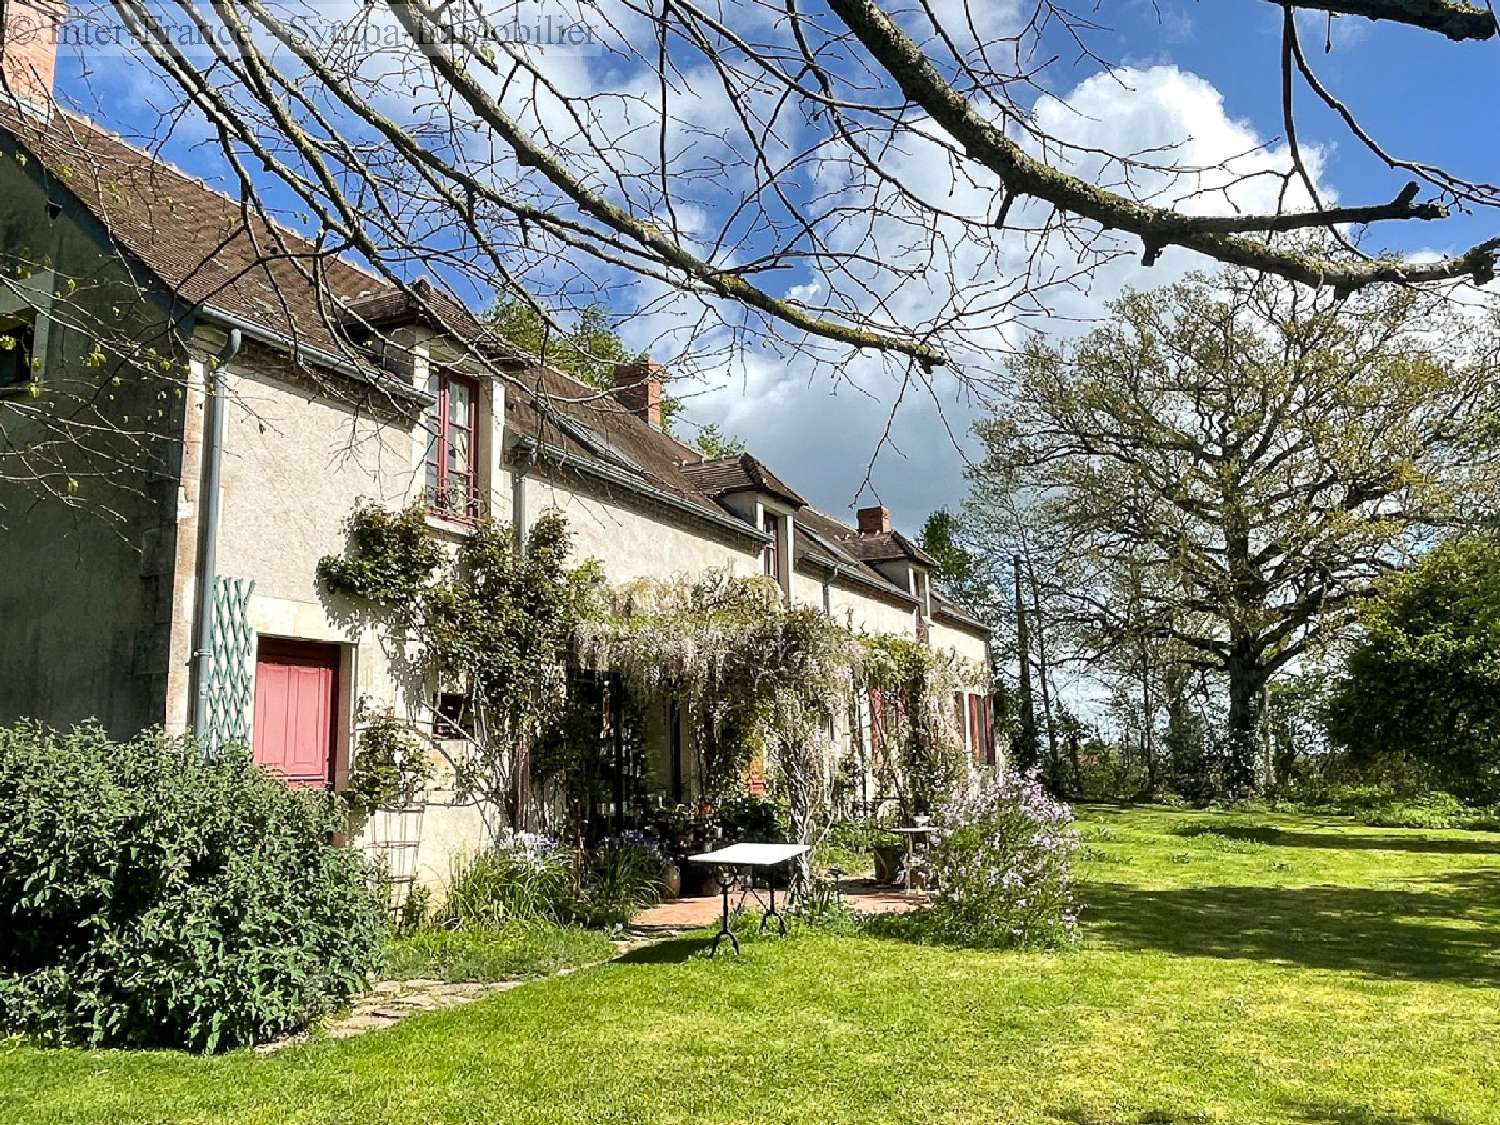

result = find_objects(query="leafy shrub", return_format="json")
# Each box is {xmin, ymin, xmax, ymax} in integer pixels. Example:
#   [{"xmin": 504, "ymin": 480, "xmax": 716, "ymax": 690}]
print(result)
[
  {"xmin": 716, "ymin": 792, "xmax": 788, "ymax": 842},
  {"xmin": 578, "ymin": 838, "xmax": 662, "ymax": 927},
  {"xmin": 1362, "ymin": 791, "xmax": 1466, "ymax": 829},
  {"xmin": 924, "ymin": 769, "xmax": 1081, "ymax": 948},
  {"xmin": 814, "ymin": 819, "xmax": 885, "ymax": 875},
  {"xmin": 437, "ymin": 837, "xmax": 577, "ymax": 928},
  {"xmin": 344, "ymin": 706, "xmax": 433, "ymax": 815},
  {"xmin": 0, "ymin": 722, "xmax": 382, "ymax": 1052}
]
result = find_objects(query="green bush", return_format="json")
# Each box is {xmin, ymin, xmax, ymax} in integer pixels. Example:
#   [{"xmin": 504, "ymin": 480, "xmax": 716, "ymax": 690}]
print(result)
[
  {"xmin": 437, "ymin": 842, "xmax": 578, "ymax": 928},
  {"xmin": 578, "ymin": 840, "xmax": 661, "ymax": 927},
  {"xmin": 437, "ymin": 836, "xmax": 662, "ymax": 931},
  {"xmin": 0, "ymin": 722, "xmax": 382, "ymax": 1052},
  {"xmin": 1362, "ymin": 791, "xmax": 1467, "ymax": 829}
]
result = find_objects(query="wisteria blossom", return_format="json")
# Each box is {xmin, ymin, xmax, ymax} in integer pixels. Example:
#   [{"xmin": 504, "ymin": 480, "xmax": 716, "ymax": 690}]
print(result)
[{"xmin": 927, "ymin": 770, "xmax": 1082, "ymax": 948}]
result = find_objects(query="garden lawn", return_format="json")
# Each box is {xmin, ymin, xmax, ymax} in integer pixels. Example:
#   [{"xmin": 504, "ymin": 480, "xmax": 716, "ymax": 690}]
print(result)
[
  {"xmin": 6, "ymin": 805, "xmax": 1500, "ymax": 1124},
  {"xmin": 379, "ymin": 922, "xmax": 617, "ymax": 983}
]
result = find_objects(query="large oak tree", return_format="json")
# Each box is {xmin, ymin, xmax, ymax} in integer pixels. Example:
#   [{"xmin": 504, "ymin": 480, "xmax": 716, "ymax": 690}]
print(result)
[{"xmin": 972, "ymin": 270, "xmax": 1500, "ymax": 793}]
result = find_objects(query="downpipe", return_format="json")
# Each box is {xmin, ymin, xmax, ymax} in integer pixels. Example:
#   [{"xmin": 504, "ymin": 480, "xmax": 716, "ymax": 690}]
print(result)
[{"xmin": 191, "ymin": 329, "xmax": 242, "ymax": 752}]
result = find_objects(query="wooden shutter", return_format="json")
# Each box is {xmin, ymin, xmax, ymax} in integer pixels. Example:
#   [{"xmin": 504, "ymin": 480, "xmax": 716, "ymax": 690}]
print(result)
[{"xmin": 252, "ymin": 639, "xmax": 340, "ymax": 789}]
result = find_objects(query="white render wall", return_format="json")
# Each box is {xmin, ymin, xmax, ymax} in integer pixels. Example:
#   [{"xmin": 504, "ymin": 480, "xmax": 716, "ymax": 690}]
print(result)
[{"xmin": 191, "ymin": 355, "xmax": 991, "ymax": 892}]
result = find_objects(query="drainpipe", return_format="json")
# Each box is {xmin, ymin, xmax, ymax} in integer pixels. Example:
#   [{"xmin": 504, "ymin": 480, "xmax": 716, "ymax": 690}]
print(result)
[
  {"xmin": 191, "ymin": 329, "xmax": 243, "ymax": 749},
  {"xmin": 510, "ymin": 438, "xmax": 537, "ymax": 552}
]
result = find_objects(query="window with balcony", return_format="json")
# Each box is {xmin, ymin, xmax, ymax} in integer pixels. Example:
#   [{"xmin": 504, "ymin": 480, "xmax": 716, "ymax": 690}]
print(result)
[{"xmin": 422, "ymin": 369, "xmax": 479, "ymax": 518}]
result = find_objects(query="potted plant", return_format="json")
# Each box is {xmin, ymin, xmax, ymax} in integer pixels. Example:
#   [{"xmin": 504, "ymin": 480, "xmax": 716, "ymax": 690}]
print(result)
[{"xmin": 870, "ymin": 828, "xmax": 906, "ymax": 885}]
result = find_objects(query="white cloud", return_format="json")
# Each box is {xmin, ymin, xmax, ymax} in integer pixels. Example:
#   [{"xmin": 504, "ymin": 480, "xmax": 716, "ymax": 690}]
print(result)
[{"xmin": 674, "ymin": 65, "xmax": 1335, "ymax": 532}]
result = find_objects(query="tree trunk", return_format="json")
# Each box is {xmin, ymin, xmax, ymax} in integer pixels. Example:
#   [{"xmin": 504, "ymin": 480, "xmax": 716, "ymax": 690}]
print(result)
[
  {"xmin": 1025, "ymin": 558, "xmax": 1063, "ymax": 792},
  {"xmin": 1225, "ymin": 646, "xmax": 1267, "ymax": 798},
  {"xmin": 1013, "ymin": 555, "xmax": 1040, "ymax": 773}
]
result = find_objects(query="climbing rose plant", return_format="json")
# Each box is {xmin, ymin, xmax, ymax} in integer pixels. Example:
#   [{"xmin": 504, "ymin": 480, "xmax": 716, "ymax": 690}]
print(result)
[{"xmin": 928, "ymin": 769, "xmax": 1081, "ymax": 949}]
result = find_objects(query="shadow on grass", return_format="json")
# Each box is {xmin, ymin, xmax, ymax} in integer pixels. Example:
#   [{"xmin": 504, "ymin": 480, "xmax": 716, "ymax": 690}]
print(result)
[
  {"xmin": 612, "ymin": 937, "xmax": 706, "ymax": 965},
  {"xmin": 1174, "ymin": 823, "xmax": 1500, "ymax": 855},
  {"xmin": 1086, "ymin": 869, "xmax": 1500, "ymax": 984},
  {"xmin": 1284, "ymin": 1100, "xmax": 1463, "ymax": 1124}
]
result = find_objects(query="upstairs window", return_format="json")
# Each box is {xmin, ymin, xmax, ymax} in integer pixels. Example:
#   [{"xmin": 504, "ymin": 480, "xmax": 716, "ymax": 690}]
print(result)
[
  {"xmin": 762, "ymin": 511, "xmax": 781, "ymax": 580},
  {"xmin": 0, "ymin": 316, "xmax": 35, "ymax": 390},
  {"xmin": 422, "ymin": 370, "xmax": 479, "ymax": 518}
]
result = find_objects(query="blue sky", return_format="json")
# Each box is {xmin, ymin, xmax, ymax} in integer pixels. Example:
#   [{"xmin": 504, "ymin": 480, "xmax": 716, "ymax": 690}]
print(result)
[{"xmin": 49, "ymin": 1, "xmax": 1500, "ymax": 535}]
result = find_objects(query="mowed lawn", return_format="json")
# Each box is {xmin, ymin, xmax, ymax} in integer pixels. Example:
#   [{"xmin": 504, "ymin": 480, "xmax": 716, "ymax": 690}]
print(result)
[{"xmin": 5, "ymin": 806, "xmax": 1500, "ymax": 1125}]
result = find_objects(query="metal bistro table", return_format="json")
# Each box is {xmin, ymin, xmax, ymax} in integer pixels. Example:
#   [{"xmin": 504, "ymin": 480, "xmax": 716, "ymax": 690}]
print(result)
[{"xmin": 688, "ymin": 842, "xmax": 810, "ymax": 957}]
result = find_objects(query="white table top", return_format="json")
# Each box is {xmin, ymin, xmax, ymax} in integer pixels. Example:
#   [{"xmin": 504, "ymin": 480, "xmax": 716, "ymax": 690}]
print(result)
[
  {"xmin": 688, "ymin": 842, "xmax": 810, "ymax": 867},
  {"xmin": 890, "ymin": 826, "xmax": 935, "ymax": 835}
]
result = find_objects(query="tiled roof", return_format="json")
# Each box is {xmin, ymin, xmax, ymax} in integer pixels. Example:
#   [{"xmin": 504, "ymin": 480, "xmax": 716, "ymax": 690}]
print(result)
[
  {"xmin": 795, "ymin": 506, "xmax": 938, "ymax": 569},
  {"xmin": 679, "ymin": 453, "xmax": 806, "ymax": 507},
  {"xmin": 340, "ymin": 280, "xmax": 531, "ymax": 363},
  {"xmin": 0, "ymin": 108, "xmax": 981, "ymax": 634},
  {"xmin": 504, "ymin": 365, "xmax": 737, "ymax": 526},
  {"xmin": 1, "ymin": 108, "xmax": 392, "ymax": 366}
]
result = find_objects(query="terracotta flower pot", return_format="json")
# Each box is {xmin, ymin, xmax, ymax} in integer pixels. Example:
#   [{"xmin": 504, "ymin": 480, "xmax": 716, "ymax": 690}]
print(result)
[
  {"xmin": 660, "ymin": 862, "xmax": 682, "ymax": 900},
  {"xmin": 872, "ymin": 842, "xmax": 904, "ymax": 885}
]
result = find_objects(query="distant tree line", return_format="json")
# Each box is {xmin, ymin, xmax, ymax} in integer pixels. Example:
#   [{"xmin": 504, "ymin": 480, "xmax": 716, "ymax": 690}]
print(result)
[{"xmin": 925, "ymin": 269, "xmax": 1500, "ymax": 803}]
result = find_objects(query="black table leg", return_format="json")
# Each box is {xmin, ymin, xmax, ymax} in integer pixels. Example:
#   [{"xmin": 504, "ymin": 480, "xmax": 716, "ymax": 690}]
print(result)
[
  {"xmin": 709, "ymin": 870, "xmax": 740, "ymax": 957},
  {"xmin": 759, "ymin": 872, "xmax": 787, "ymax": 936}
]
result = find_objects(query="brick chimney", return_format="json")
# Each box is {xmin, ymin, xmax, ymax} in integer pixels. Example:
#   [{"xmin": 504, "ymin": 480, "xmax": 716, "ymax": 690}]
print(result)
[
  {"xmin": 613, "ymin": 358, "xmax": 663, "ymax": 429},
  {"xmin": 1, "ymin": 0, "xmax": 63, "ymax": 115},
  {"xmin": 857, "ymin": 505, "xmax": 890, "ymax": 535}
]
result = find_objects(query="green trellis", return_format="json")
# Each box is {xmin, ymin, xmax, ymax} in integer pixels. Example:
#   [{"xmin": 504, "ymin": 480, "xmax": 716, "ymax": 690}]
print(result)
[{"xmin": 206, "ymin": 576, "xmax": 256, "ymax": 754}]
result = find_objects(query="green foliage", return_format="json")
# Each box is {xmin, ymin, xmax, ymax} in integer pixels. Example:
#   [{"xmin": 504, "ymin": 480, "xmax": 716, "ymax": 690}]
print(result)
[
  {"xmin": 487, "ymin": 295, "xmax": 682, "ymax": 431},
  {"xmin": 974, "ymin": 271, "xmax": 1500, "ymax": 797},
  {"xmin": 437, "ymin": 845, "xmax": 579, "ymax": 928},
  {"xmin": 316, "ymin": 504, "xmax": 443, "ymax": 613},
  {"xmin": 319, "ymin": 507, "xmax": 599, "ymax": 829},
  {"xmin": 692, "ymin": 422, "xmax": 746, "ymax": 459},
  {"xmin": 918, "ymin": 508, "xmax": 989, "ymax": 613},
  {"xmin": 436, "ymin": 837, "xmax": 661, "ymax": 931},
  {"xmin": 1361, "ymin": 791, "xmax": 1468, "ymax": 829},
  {"xmin": 344, "ymin": 707, "xmax": 434, "ymax": 815},
  {"xmin": 1329, "ymin": 537, "xmax": 1500, "ymax": 803},
  {"xmin": 715, "ymin": 792, "xmax": 788, "ymax": 843},
  {"xmin": 0, "ymin": 722, "xmax": 382, "ymax": 1053},
  {"xmin": 381, "ymin": 923, "xmax": 614, "ymax": 983},
  {"xmin": 862, "ymin": 634, "xmax": 968, "ymax": 818},
  {"xmin": 577, "ymin": 841, "xmax": 663, "ymax": 928}
]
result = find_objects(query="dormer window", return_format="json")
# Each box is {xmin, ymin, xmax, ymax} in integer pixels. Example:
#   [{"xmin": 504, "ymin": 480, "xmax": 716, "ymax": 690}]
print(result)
[
  {"xmin": 422, "ymin": 369, "xmax": 479, "ymax": 518},
  {"xmin": 762, "ymin": 511, "xmax": 781, "ymax": 579}
]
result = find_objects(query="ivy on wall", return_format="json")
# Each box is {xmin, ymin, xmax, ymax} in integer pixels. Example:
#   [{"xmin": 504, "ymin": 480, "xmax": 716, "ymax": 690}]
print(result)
[{"xmin": 319, "ymin": 505, "xmax": 599, "ymax": 836}]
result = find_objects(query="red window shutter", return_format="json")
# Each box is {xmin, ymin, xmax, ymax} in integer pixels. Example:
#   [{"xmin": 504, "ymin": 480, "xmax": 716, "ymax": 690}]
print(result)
[
  {"xmin": 253, "ymin": 639, "xmax": 340, "ymax": 789},
  {"xmin": 967, "ymin": 693, "xmax": 983, "ymax": 765},
  {"xmin": 983, "ymin": 694, "xmax": 996, "ymax": 765}
]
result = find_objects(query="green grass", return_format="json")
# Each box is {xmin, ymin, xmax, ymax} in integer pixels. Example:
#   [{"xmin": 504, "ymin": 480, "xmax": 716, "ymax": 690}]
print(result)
[
  {"xmin": 6, "ymin": 805, "xmax": 1500, "ymax": 1124},
  {"xmin": 381, "ymin": 922, "xmax": 617, "ymax": 983}
]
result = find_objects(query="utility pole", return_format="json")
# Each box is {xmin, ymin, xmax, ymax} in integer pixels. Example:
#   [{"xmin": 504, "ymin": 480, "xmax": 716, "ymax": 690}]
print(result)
[{"xmin": 1014, "ymin": 555, "xmax": 1039, "ymax": 773}]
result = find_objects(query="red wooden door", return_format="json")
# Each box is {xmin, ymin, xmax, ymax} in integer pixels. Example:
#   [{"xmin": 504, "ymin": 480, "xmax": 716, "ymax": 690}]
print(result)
[{"xmin": 253, "ymin": 638, "xmax": 340, "ymax": 788}]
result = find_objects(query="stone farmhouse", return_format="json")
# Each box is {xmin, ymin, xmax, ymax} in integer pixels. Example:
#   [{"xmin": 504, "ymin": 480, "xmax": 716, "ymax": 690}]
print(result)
[{"xmin": 0, "ymin": 19, "xmax": 993, "ymax": 887}]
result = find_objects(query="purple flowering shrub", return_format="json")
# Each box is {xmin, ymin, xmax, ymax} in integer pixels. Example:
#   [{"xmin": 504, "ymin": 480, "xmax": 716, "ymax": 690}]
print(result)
[{"xmin": 927, "ymin": 769, "xmax": 1081, "ymax": 948}]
